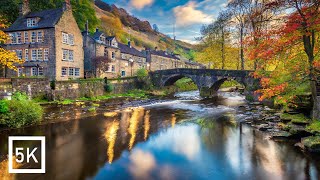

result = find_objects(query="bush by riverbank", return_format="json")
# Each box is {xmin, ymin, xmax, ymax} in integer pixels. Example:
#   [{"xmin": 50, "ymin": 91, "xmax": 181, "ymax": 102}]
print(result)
[{"xmin": 0, "ymin": 93, "xmax": 43, "ymax": 128}]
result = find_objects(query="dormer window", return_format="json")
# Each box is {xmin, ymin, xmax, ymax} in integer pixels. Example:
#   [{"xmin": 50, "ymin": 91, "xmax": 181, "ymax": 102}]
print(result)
[
  {"xmin": 99, "ymin": 35, "xmax": 105, "ymax": 42},
  {"xmin": 27, "ymin": 18, "xmax": 38, "ymax": 27}
]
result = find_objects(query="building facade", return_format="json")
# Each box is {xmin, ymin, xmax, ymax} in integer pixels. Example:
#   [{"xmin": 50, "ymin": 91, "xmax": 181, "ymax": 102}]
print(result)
[{"xmin": 4, "ymin": 0, "xmax": 84, "ymax": 81}]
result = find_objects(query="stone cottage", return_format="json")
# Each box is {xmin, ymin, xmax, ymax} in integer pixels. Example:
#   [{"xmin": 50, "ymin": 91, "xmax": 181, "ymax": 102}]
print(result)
[
  {"xmin": 144, "ymin": 49, "xmax": 182, "ymax": 71},
  {"xmin": 4, "ymin": 0, "xmax": 84, "ymax": 81}
]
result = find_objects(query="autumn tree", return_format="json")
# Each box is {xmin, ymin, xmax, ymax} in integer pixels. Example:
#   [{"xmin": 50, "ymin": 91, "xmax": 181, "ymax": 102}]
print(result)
[
  {"xmin": 93, "ymin": 56, "xmax": 111, "ymax": 78},
  {"xmin": 0, "ymin": 16, "xmax": 23, "ymax": 76},
  {"xmin": 248, "ymin": 0, "xmax": 320, "ymax": 119}
]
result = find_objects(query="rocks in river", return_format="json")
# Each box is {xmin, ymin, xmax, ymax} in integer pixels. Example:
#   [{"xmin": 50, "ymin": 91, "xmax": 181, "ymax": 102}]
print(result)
[
  {"xmin": 271, "ymin": 131, "xmax": 292, "ymax": 140},
  {"xmin": 301, "ymin": 136, "xmax": 320, "ymax": 153},
  {"xmin": 249, "ymin": 102, "xmax": 263, "ymax": 105}
]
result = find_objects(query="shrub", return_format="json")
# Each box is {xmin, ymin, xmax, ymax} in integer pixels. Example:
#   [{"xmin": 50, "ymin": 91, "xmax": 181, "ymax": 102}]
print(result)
[
  {"xmin": 136, "ymin": 68, "xmax": 148, "ymax": 79},
  {"xmin": 0, "ymin": 92, "xmax": 43, "ymax": 128},
  {"xmin": 104, "ymin": 83, "xmax": 113, "ymax": 93}
]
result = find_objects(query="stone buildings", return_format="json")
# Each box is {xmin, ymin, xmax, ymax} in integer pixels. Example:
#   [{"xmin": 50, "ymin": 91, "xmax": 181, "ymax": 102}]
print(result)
[
  {"xmin": 83, "ymin": 28, "xmax": 147, "ymax": 78},
  {"xmin": 4, "ymin": 0, "xmax": 84, "ymax": 81}
]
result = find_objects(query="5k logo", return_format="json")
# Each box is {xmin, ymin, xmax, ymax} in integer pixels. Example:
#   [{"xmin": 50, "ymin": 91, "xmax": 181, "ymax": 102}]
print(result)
[{"xmin": 8, "ymin": 136, "xmax": 46, "ymax": 174}]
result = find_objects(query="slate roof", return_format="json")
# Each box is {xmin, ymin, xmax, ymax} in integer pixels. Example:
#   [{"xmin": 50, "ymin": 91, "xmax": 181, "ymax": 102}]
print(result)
[
  {"xmin": 5, "ymin": 8, "xmax": 64, "ymax": 32},
  {"xmin": 106, "ymin": 36, "xmax": 115, "ymax": 41},
  {"xmin": 150, "ymin": 50, "xmax": 180, "ymax": 60},
  {"xmin": 118, "ymin": 43, "xmax": 146, "ymax": 58},
  {"xmin": 93, "ymin": 31, "xmax": 104, "ymax": 40}
]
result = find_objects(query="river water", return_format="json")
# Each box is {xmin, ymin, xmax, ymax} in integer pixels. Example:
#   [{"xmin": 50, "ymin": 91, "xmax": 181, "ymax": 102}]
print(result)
[{"xmin": 0, "ymin": 91, "xmax": 320, "ymax": 180}]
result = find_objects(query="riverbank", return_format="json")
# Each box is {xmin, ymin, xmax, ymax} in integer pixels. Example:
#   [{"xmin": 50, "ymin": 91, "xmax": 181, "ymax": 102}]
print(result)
[{"xmin": 239, "ymin": 101, "xmax": 320, "ymax": 153}]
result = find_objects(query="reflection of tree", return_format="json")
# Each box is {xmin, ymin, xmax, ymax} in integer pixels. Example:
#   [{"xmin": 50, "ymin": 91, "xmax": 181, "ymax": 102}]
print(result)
[
  {"xmin": 144, "ymin": 110, "xmax": 150, "ymax": 141},
  {"xmin": 0, "ymin": 156, "xmax": 22, "ymax": 179},
  {"xmin": 128, "ymin": 107, "xmax": 144, "ymax": 150},
  {"xmin": 105, "ymin": 121, "xmax": 120, "ymax": 164},
  {"xmin": 171, "ymin": 114, "xmax": 176, "ymax": 128}
]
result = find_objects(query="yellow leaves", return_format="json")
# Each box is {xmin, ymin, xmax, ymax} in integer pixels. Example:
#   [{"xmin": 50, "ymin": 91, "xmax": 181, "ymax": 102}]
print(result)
[{"xmin": 0, "ymin": 48, "xmax": 24, "ymax": 70}]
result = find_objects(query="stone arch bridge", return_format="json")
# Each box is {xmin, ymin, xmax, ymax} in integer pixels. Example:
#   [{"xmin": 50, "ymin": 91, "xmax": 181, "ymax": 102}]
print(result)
[{"xmin": 150, "ymin": 68, "xmax": 259, "ymax": 98}]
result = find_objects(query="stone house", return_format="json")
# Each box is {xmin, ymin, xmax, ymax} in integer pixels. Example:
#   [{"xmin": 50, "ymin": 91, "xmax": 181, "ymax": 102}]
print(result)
[
  {"xmin": 144, "ymin": 49, "xmax": 182, "ymax": 71},
  {"xmin": 83, "ymin": 29, "xmax": 121, "ymax": 78},
  {"xmin": 3, "ymin": 0, "xmax": 84, "ymax": 81},
  {"xmin": 118, "ymin": 42, "xmax": 148, "ymax": 77}
]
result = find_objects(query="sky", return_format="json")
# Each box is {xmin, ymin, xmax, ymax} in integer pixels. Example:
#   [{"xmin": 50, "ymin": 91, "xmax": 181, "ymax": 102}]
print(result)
[{"xmin": 102, "ymin": 0, "xmax": 227, "ymax": 44}]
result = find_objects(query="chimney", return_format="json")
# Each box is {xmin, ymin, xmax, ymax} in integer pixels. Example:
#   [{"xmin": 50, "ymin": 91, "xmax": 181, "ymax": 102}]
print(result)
[
  {"xmin": 128, "ymin": 41, "xmax": 131, "ymax": 48},
  {"xmin": 19, "ymin": 0, "xmax": 30, "ymax": 16},
  {"xmin": 155, "ymin": 47, "xmax": 158, "ymax": 51},
  {"xmin": 96, "ymin": 28, "xmax": 99, "ymax": 33},
  {"xmin": 85, "ymin": 20, "xmax": 89, "ymax": 35},
  {"xmin": 62, "ymin": 0, "xmax": 71, "ymax": 11}
]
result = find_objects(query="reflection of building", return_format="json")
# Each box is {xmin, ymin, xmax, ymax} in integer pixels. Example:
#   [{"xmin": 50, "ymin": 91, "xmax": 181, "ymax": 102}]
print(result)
[{"xmin": 4, "ymin": 0, "xmax": 84, "ymax": 80}]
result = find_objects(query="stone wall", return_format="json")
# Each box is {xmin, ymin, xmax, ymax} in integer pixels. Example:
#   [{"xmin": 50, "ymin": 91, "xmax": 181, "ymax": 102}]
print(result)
[{"xmin": 0, "ymin": 77, "xmax": 139, "ymax": 100}]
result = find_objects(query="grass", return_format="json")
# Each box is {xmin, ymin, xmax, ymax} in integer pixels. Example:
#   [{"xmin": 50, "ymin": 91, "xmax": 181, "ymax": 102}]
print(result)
[
  {"xmin": 306, "ymin": 120, "xmax": 320, "ymax": 134},
  {"xmin": 280, "ymin": 113, "xmax": 311, "ymax": 123},
  {"xmin": 59, "ymin": 99, "xmax": 74, "ymax": 105},
  {"xmin": 302, "ymin": 136, "xmax": 320, "ymax": 150},
  {"xmin": 278, "ymin": 122, "xmax": 292, "ymax": 131},
  {"xmin": 220, "ymin": 80, "xmax": 243, "ymax": 88}
]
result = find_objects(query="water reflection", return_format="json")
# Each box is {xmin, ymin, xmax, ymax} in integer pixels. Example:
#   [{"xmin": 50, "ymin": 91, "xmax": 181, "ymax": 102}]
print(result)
[
  {"xmin": 0, "ymin": 91, "xmax": 320, "ymax": 180},
  {"xmin": 104, "ymin": 121, "xmax": 120, "ymax": 164}
]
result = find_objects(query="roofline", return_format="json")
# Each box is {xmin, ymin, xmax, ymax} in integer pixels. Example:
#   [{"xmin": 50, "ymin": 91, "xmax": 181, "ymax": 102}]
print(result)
[{"xmin": 4, "ymin": 27, "xmax": 55, "ymax": 32}]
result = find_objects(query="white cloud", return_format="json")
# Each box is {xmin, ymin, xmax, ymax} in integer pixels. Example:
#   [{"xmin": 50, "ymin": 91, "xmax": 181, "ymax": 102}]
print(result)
[
  {"xmin": 130, "ymin": 0, "xmax": 154, "ymax": 10},
  {"xmin": 173, "ymin": 1, "xmax": 214, "ymax": 27}
]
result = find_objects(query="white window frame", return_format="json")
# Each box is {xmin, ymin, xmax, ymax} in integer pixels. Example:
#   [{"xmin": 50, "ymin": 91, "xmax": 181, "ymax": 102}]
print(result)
[
  {"xmin": 16, "ymin": 50, "xmax": 22, "ymax": 60},
  {"xmin": 62, "ymin": 49, "xmax": 68, "ymax": 61},
  {"xmin": 37, "ymin": 49, "xmax": 43, "ymax": 60},
  {"xmin": 44, "ymin": 48, "xmax": 49, "ymax": 61},
  {"xmin": 62, "ymin": 32, "xmax": 68, "ymax": 44},
  {"xmin": 31, "ymin": 67, "xmax": 37, "ymax": 76},
  {"xmin": 68, "ymin": 34, "xmax": 74, "ymax": 45},
  {"xmin": 38, "ymin": 67, "xmax": 44, "ymax": 76},
  {"xmin": 75, "ymin": 68, "xmax": 80, "ymax": 77},
  {"xmin": 24, "ymin": 31, "xmax": 29, "ymax": 43},
  {"xmin": 37, "ymin": 31, "xmax": 43, "ymax": 42},
  {"xmin": 68, "ymin": 50, "xmax": 74, "ymax": 61},
  {"xmin": 25, "ymin": 49, "xmax": 29, "ymax": 61},
  {"xmin": 11, "ymin": 33, "xmax": 17, "ymax": 44},
  {"xmin": 27, "ymin": 18, "xmax": 37, "ymax": 27},
  {"xmin": 62, "ymin": 67, "xmax": 67, "ymax": 76},
  {"xmin": 111, "ymin": 65, "xmax": 115, "ymax": 72},
  {"xmin": 17, "ymin": 68, "xmax": 23, "ymax": 77},
  {"xmin": 31, "ymin": 31, "xmax": 36, "ymax": 43},
  {"xmin": 31, "ymin": 49, "xmax": 37, "ymax": 61},
  {"xmin": 16, "ymin": 32, "xmax": 22, "ymax": 44},
  {"xmin": 68, "ymin": 67, "xmax": 74, "ymax": 76},
  {"xmin": 112, "ymin": 52, "xmax": 115, "ymax": 59}
]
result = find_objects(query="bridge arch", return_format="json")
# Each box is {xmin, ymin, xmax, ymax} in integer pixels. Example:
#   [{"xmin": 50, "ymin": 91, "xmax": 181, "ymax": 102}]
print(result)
[
  {"xmin": 162, "ymin": 74, "xmax": 201, "ymax": 90},
  {"xmin": 209, "ymin": 77, "xmax": 246, "ymax": 92}
]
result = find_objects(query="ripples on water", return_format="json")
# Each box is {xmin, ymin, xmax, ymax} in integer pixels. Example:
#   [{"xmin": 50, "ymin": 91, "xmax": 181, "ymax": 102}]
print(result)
[{"xmin": 0, "ymin": 91, "xmax": 320, "ymax": 180}]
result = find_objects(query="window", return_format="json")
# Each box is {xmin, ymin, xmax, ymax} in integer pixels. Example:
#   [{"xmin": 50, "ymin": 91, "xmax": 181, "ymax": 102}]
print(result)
[
  {"xmin": 121, "ymin": 53, "xmax": 126, "ymax": 59},
  {"xmin": 31, "ymin": 67, "xmax": 37, "ymax": 76},
  {"xmin": 31, "ymin": 31, "xmax": 36, "ymax": 43},
  {"xmin": 37, "ymin": 31, "xmax": 43, "ymax": 42},
  {"xmin": 106, "ymin": 65, "xmax": 110, "ymax": 72},
  {"xmin": 37, "ymin": 49, "xmax": 43, "ymax": 60},
  {"xmin": 111, "ymin": 65, "xmax": 115, "ymax": 72},
  {"xmin": 62, "ymin": 67, "xmax": 67, "ymax": 76},
  {"xmin": 38, "ymin": 67, "xmax": 44, "ymax": 76},
  {"xmin": 25, "ymin": 49, "xmax": 29, "ymax": 61},
  {"xmin": 75, "ymin": 68, "xmax": 80, "ymax": 76},
  {"xmin": 31, "ymin": 49, "xmax": 37, "ymax": 60},
  {"xmin": 62, "ymin": 32, "xmax": 68, "ymax": 44},
  {"xmin": 11, "ymin": 33, "xmax": 16, "ymax": 44},
  {"xmin": 44, "ymin": 48, "xmax": 49, "ymax": 61},
  {"xmin": 17, "ymin": 32, "xmax": 22, "ymax": 44},
  {"xmin": 68, "ymin": 34, "xmax": 74, "ymax": 45},
  {"xmin": 69, "ymin": 50, "xmax": 74, "ymax": 61},
  {"xmin": 69, "ymin": 67, "xmax": 74, "ymax": 76},
  {"xmin": 121, "ymin": 70, "xmax": 126, "ymax": 77},
  {"xmin": 112, "ymin": 52, "xmax": 115, "ymax": 59},
  {"xmin": 17, "ymin": 68, "xmax": 23, "ymax": 77},
  {"xmin": 27, "ymin": 18, "xmax": 37, "ymax": 27},
  {"xmin": 104, "ymin": 48, "xmax": 108, "ymax": 57},
  {"xmin": 62, "ymin": 49, "xmax": 68, "ymax": 60},
  {"xmin": 16, "ymin": 50, "xmax": 22, "ymax": 60},
  {"xmin": 24, "ymin": 31, "xmax": 29, "ymax": 43}
]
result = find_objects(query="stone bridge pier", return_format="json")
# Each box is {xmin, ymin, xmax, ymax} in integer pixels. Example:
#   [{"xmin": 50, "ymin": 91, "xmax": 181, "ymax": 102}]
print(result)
[{"xmin": 150, "ymin": 69, "xmax": 259, "ymax": 98}]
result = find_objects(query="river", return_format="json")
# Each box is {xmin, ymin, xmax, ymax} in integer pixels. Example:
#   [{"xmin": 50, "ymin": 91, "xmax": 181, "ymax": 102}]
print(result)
[{"xmin": 0, "ymin": 91, "xmax": 320, "ymax": 180}]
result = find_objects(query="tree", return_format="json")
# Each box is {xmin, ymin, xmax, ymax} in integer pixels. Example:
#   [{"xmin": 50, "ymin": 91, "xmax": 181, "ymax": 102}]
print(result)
[
  {"xmin": 0, "ymin": 17, "xmax": 23, "ymax": 75},
  {"xmin": 153, "ymin": 24, "xmax": 159, "ymax": 33},
  {"xmin": 248, "ymin": 0, "xmax": 320, "ymax": 119},
  {"xmin": 93, "ymin": 56, "xmax": 110, "ymax": 77}
]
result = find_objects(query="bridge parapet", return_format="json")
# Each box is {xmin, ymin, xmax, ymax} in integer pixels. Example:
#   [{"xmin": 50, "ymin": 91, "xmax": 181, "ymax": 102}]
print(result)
[{"xmin": 150, "ymin": 68, "xmax": 258, "ymax": 98}]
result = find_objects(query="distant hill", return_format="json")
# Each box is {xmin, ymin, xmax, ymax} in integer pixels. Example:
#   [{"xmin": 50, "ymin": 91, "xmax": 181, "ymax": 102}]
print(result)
[{"xmin": 94, "ymin": 0, "xmax": 196, "ymax": 60}]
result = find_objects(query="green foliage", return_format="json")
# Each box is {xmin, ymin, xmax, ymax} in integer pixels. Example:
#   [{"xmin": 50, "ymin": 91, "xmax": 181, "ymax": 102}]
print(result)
[
  {"xmin": 0, "ymin": 100, "xmax": 9, "ymax": 114},
  {"xmin": 307, "ymin": 121, "xmax": 320, "ymax": 134},
  {"xmin": 302, "ymin": 136, "xmax": 320, "ymax": 150},
  {"xmin": 59, "ymin": 99, "xmax": 74, "ymax": 105},
  {"xmin": 136, "ymin": 68, "xmax": 148, "ymax": 78},
  {"xmin": 0, "ymin": 92, "xmax": 43, "ymax": 128},
  {"xmin": 88, "ymin": 107, "xmax": 96, "ymax": 112},
  {"xmin": 0, "ymin": 0, "xmax": 99, "ymax": 32},
  {"xmin": 220, "ymin": 80, "xmax": 242, "ymax": 88},
  {"xmin": 104, "ymin": 83, "xmax": 113, "ymax": 93},
  {"xmin": 174, "ymin": 78, "xmax": 198, "ymax": 91},
  {"xmin": 280, "ymin": 113, "xmax": 310, "ymax": 123}
]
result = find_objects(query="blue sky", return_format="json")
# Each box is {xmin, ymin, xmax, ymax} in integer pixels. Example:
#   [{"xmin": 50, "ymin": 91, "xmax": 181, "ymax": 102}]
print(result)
[{"xmin": 102, "ymin": 0, "xmax": 227, "ymax": 44}]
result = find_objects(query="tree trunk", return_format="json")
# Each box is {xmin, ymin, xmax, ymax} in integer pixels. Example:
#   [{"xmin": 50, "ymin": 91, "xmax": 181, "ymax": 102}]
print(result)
[
  {"xmin": 240, "ymin": 26, "xmax": 244, "ymax": 70},
  {"xmin": 221, "ymin": 28, "xmax": 225, "ymax": 69}
]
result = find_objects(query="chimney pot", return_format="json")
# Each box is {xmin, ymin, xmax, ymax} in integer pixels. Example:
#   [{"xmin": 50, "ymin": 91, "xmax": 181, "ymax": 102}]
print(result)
[
  {"xmin": 19, "ymin": 0, "xmax": 30, "ymax": 16},
  {"xmin": 62, "ymin": 0, "xmax": 71, "ymax": 11},
  {"xmin": 128, "ymin": 41, "xmax": 131, "ymax": 48},
  {"xmin": 96, "ymin": 28, "xmax": 99, "ymax": 33}
]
